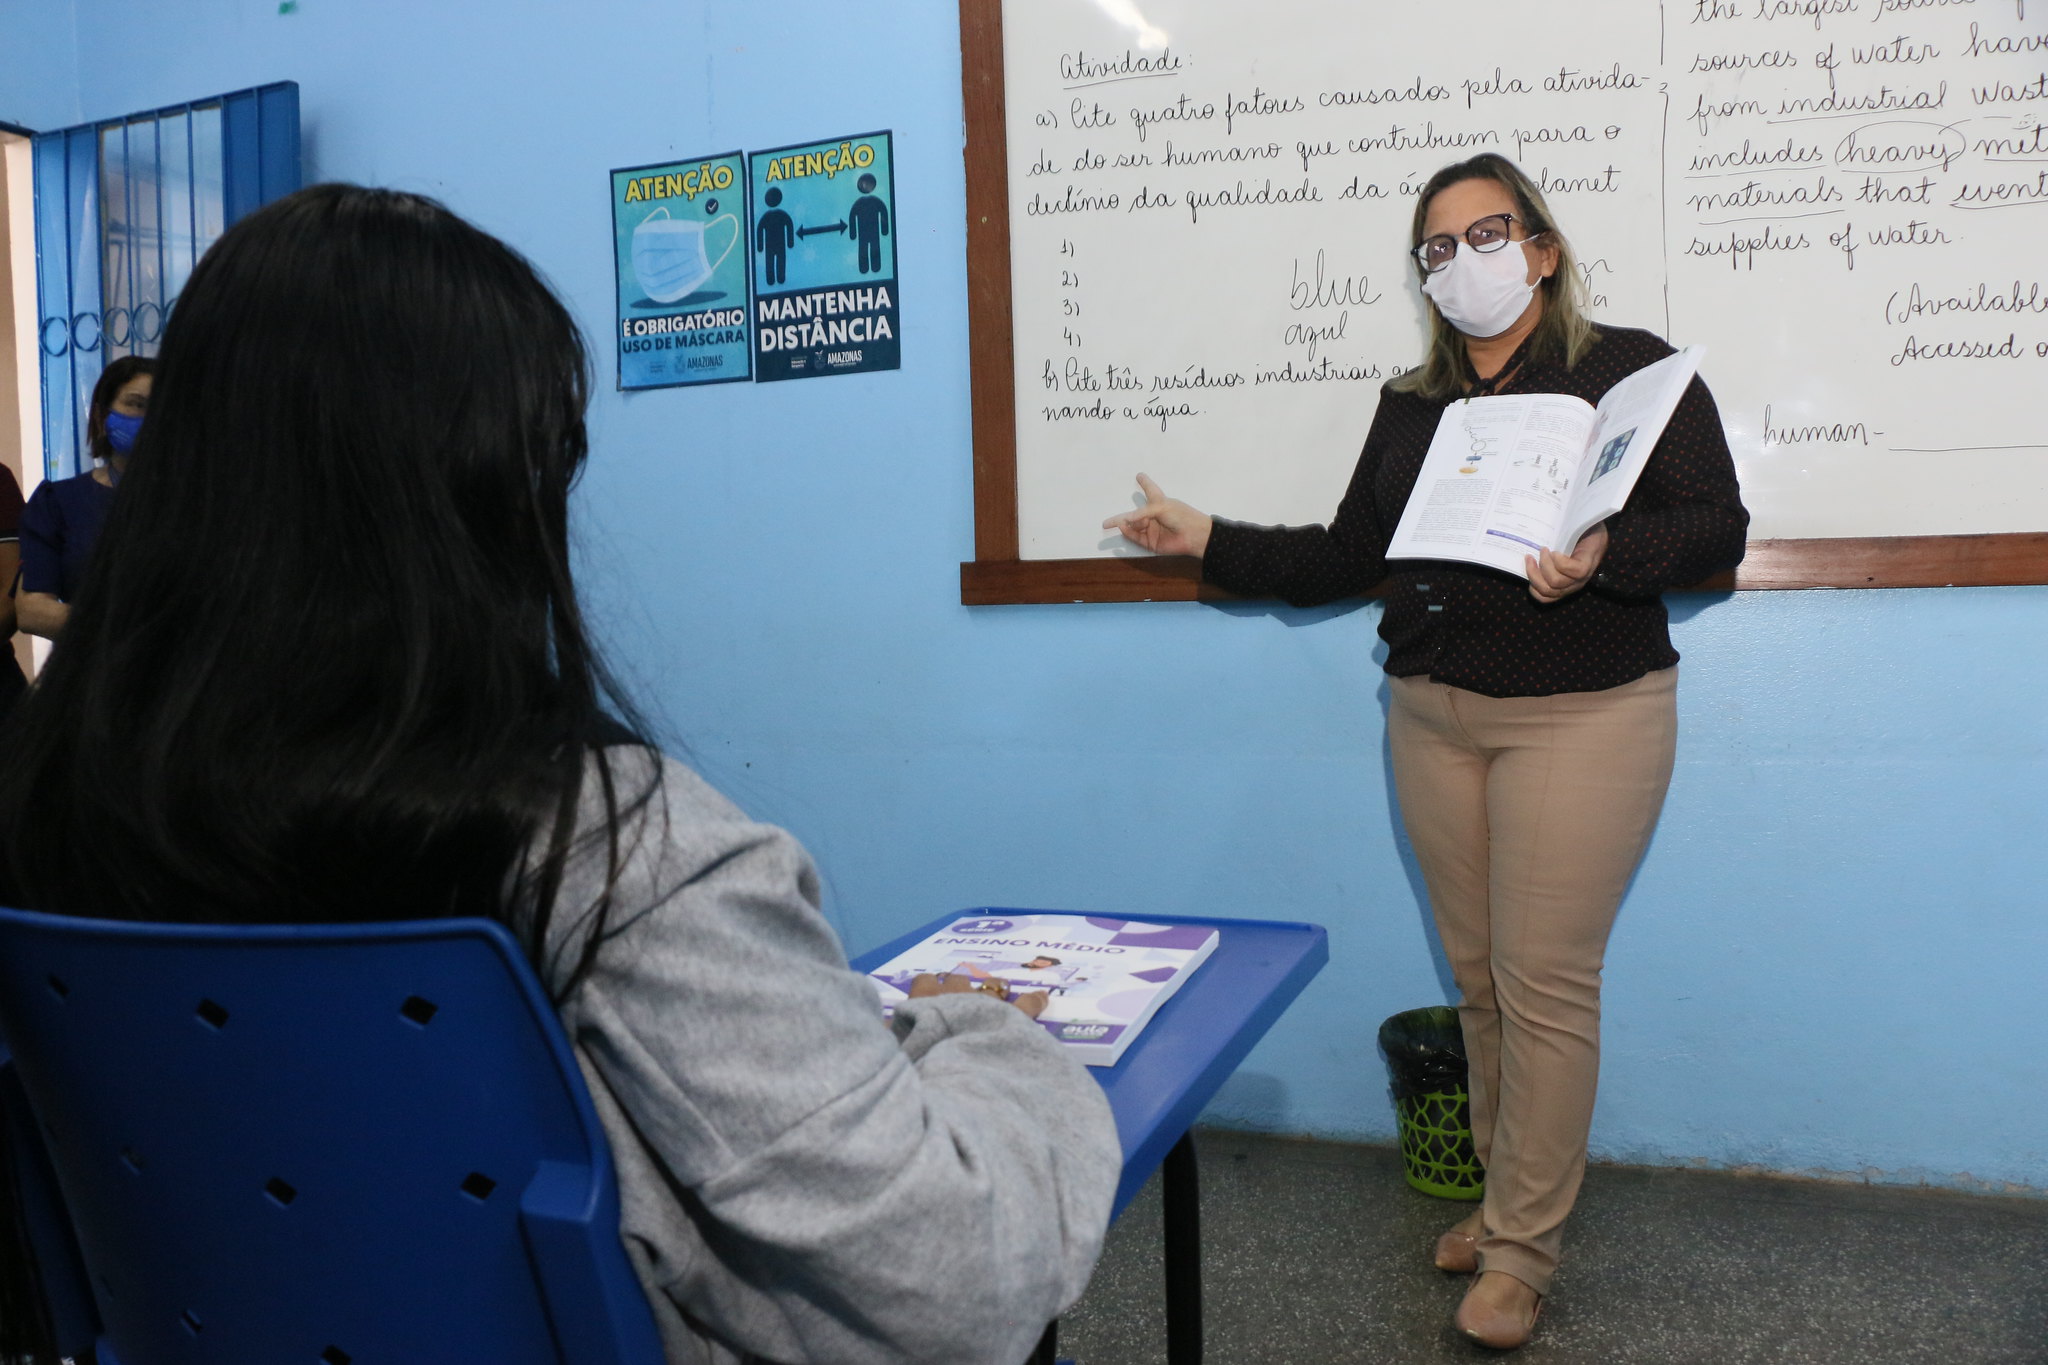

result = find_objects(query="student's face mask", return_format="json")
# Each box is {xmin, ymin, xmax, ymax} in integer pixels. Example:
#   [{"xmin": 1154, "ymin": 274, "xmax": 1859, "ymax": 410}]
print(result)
[
  {"xmin": 104, "ymin": 410, "xmax": 143, "ymax": 454},
  {"xmin": 1421, "ymin": 239, "xmax": 1539, "ymax": 340}
]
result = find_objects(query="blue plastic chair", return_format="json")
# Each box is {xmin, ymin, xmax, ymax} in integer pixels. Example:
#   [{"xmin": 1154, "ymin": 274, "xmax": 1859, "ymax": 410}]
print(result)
[
  {"xmin": 0, "ymin": 906, "xmax": 665, "ymax": 1365},
  {"xmin": 1, "ymin": 1041, "xmax": 98, "ymax": 1359}
]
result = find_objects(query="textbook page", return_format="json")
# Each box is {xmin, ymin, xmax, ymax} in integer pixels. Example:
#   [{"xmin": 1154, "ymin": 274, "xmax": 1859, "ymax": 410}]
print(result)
[
  {"xmin": 1555, "ymin": 345, "xmax": 1706, "ymax": 551},
  {"xmin": 1385, "ymin": 393, "xmax": 1600, "ymax": 577}
]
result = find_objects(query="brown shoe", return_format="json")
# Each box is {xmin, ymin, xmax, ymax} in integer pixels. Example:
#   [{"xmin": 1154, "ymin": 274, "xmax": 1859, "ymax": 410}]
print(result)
[
  {"xmin": 1454, "ymin": 1272, "xmax": 1543, "ymax": 1350},
  {"xmin": 1432, "ymin": 1211, "xmax": 1483, "ymax": 1273},
  {"xmin": 1433, "ymin": 1228, "xmax": 1479, "ymax": 1273}
]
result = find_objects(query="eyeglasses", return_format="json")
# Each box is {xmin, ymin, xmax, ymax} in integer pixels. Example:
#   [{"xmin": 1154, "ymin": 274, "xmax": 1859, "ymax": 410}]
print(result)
[{"xmin": 1412, "ymin": 213, "xmax": 1527, "ymax": 273}]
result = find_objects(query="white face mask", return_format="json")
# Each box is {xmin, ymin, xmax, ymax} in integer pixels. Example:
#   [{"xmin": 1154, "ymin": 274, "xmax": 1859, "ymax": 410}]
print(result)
[{"xmin": 1421, "ymin": 239, "xmax": 1539, "ymax": 339}]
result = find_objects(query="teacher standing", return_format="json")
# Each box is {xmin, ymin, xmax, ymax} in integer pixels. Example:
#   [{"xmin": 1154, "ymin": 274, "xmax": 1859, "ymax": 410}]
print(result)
[{"xmin": 1105, "ymin": 153, "xmax": 1748, "ymax": 1350}]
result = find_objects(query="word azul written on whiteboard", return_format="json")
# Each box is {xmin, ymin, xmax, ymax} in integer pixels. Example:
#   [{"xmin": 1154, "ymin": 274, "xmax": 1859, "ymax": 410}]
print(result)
[{"xmin": 1003, "ymin": 0, "xmax": 2048, "ymax": 555}]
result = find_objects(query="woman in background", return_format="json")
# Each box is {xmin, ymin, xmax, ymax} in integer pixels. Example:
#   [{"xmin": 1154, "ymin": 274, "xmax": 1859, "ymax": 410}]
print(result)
[
  {"xmin": 0, "ymin": 463, "xmax": 23, "ymax": 711},
  {"xmin": 15, "ymin": 355, "xmax": 153, "ymax": 640},
  {"xmin": 0, "ymin": 184, "xmax": 1118, "ymax": 1365},
  {"xmin": 1108, "ymin": 153, "xmax": 1748, "ymax": 1349}
]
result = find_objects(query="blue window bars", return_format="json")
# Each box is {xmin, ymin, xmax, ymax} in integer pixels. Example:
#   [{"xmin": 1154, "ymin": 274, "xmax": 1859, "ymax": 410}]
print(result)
[{"xmin": 33, "ymin": 82, "xmax": 298, "ymax": 481}]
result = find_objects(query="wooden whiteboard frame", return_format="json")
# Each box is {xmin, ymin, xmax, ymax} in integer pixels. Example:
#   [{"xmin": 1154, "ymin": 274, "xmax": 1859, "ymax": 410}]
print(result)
[{"xmin": 955, "ymin": 0, "xmax": 2048, "ymax": 605}]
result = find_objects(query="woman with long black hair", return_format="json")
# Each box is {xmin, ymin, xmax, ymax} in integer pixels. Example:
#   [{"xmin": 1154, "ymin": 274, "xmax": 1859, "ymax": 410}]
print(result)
[{"xmin": 0, "ymin": 184, "xmax": 1118, "ymax": 1365}]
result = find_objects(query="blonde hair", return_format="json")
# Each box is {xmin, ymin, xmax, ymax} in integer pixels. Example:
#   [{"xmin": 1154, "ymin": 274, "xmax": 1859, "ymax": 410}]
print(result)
[{"xmin": 1389, "ymin": 154, "xmax": 1596, "ymax": 401}]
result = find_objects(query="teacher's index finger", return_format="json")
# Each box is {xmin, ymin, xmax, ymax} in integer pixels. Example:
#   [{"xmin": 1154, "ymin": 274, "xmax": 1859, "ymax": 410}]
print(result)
[{"xmin": 1135, "ymin": 472, "xmax": 1166, "ymax": 504}]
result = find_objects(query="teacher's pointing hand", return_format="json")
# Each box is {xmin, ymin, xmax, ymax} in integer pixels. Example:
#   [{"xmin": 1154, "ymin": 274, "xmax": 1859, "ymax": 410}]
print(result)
[{"xmin": 1102, "ymin": 473, "xmax": 1214, "ymax": 558}]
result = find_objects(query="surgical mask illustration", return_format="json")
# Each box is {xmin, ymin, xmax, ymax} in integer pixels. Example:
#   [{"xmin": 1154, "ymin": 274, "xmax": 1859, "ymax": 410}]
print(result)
[
  {"xmin": 1422, "ymin": 239, "xmax": 1539, "ymax": 340},
  {"xmin": 630, "ymin": 206, "xmax": 740, "ymax": 304}
]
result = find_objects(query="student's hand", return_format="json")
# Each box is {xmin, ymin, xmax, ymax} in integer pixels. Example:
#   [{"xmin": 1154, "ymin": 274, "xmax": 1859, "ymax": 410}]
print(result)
[
  {"xmin": 907, "ymin": 973, "xmax": 1051, "ymax": 1019},
  {"xmin": 1102, "ymin": 474, "xmax": 1213, "ymax": 557},
  {"xmin": 1526, "ymin": 524, "xmax": 1608, "ymax": 603},
  {"xmin": 907, "ymin": 971, "xmax": 975, "ymax": 999},
  {"xmin": 1009, "ymin": 990, "xmax": 1050, "ymax": 1021}
]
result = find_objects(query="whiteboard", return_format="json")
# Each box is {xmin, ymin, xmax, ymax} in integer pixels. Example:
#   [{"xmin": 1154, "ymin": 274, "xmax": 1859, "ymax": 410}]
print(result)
[{"xmin": 999, "ymin": 0, "xmax": 2048, "ymax": 560}]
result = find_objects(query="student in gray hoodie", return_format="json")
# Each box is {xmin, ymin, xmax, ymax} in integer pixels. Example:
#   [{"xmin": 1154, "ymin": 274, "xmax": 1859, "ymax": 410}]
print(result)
[{"xmin": 0, "ymin": 183, "xmax": 1119, "ymax": 1365}]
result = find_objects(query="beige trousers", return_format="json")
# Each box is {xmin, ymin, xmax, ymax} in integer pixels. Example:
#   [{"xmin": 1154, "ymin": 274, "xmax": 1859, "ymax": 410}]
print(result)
[{"xmin": 1386, "ymin": 667, "xmax": 1677, "ymax": 1295}]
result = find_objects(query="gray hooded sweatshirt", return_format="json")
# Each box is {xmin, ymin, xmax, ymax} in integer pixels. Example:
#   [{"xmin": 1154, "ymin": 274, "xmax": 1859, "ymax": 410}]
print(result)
[{"xmin": 534, "ymin": 752, "xmax": 1121, "ymax": 1364}]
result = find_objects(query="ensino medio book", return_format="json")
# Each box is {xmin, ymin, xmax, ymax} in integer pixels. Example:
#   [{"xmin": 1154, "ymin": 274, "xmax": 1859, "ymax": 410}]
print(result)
[{"xmin": 868, "ymin": 913, "xmax": 1220, "ymax": 1066}]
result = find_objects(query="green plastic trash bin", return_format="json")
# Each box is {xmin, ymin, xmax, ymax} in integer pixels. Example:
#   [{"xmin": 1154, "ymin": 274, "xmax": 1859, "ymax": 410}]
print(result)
[{"xmin": 1378, "ymin": 1006, "xmax": 1484, "ymax": 1201}]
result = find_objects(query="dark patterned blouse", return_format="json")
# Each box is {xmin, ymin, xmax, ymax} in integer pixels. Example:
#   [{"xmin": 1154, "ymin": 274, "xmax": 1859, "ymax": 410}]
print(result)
[{"xmin": 1202, "ymin": 325, "xmax": 1749, "ymax": 698}]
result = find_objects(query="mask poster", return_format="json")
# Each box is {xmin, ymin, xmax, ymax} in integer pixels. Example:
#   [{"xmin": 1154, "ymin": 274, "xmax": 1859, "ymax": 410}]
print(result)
[
  {"xmin": 747, "ymin": 130, "xmax": 900, "ymax": 383},
  {"xmin": 610, "ymin": 152, "xmax": 752, "ymax": 389}
]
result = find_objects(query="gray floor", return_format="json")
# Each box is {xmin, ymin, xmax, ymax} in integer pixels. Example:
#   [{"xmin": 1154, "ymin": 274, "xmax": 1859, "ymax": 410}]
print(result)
[{"xmin": 1057, "ymin": 1129, "xmax": 2048, "ymax": 1364}]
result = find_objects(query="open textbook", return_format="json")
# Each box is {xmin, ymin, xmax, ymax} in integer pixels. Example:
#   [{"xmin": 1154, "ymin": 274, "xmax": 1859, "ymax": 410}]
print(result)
[
  {"xmin": 867, "ymin": 912, "xmax": 1219, "ymax": 1066},
  {"xmin": 1384, "ymin": 346, "xmax": 1705, "ymax": 579}
]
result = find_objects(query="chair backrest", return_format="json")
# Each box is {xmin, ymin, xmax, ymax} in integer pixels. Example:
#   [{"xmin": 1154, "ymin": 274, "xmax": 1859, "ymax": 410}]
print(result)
[
  {"xmin": 0, "ymin": 906, "xmax": 665, "ymax": 1365},
  {"xmin": 1, "ymin": 1043, "xmax": 98, "ymax": 1358}
]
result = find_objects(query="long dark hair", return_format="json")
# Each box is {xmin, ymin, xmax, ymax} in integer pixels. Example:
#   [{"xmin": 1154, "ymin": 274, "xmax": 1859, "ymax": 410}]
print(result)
[
  {"xmin": 1389, "ymin": 153, "xmax": 1597, "ymax": 401},
  {"xmin": 0, "ymin": 185, "xmax": 654, "ymax": 1360},
  {"xmin": 84, "ymin": 354, "xmax": 155, "ymax": 464}
]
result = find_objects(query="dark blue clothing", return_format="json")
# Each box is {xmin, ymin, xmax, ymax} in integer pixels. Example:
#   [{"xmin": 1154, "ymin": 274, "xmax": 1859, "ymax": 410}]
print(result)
[
  {"xmin": 2, "ymin": 464, "xmax": 23, "ymax": 711},
  {"xmin": 19, "ymin": 471, "xmax": 116, "ymax": 601}
]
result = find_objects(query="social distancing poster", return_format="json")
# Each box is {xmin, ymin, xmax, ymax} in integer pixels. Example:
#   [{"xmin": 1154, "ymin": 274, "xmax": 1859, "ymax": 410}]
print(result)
[
  {"xmin": 611, "ymin": 131, "xmax": 899, "ymax": 391},
  {"xmin": 747, "ymin": 131, "xmax": 899, "ymax": 383}
]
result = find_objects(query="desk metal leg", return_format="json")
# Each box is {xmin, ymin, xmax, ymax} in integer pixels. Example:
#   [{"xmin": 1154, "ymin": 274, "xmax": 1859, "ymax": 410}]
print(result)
[
  {"xmin": 1027, "ymin": 1320, "xmax": 1058, "ymax": 1365},
  {"xmin": 1163, "ymin": 1129, "xmax": 1202, "ymax": 1365}
]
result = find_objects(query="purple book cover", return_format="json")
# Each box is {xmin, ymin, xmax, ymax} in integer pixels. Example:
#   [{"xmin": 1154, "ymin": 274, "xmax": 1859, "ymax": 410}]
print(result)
[{"xmin": 866, "ymin": 913, "xmax": 1219, "ymax": 1066}]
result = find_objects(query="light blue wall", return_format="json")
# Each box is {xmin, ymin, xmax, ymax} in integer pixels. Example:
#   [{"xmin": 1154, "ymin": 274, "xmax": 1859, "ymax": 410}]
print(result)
[
  {"xmin": 34, "ymin": 0, "xmax": 2048, "ymax": 1191},
  {"xmin": 0, "ymin": 0, "xmax": 80, "ymax": 130}
]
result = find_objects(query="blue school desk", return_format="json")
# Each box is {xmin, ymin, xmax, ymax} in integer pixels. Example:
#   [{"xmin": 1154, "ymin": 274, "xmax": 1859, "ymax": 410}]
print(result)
[{"xmin": 852, "ymin": 908, "xmax": 1329, "ymax": 1365}]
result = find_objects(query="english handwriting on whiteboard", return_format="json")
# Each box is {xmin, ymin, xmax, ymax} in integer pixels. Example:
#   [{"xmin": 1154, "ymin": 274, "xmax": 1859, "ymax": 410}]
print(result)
[
  {"xmin": 1885, "ymin": 279, "xmax": 2048, "ymax": 323},
  {"xmin": 1289, "ymin": 251, "xmax": 1383, "ymax": 310},
  {"xmin": 1762, "ymin": 405, "xmax": 1878, "ymax": 446}
]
